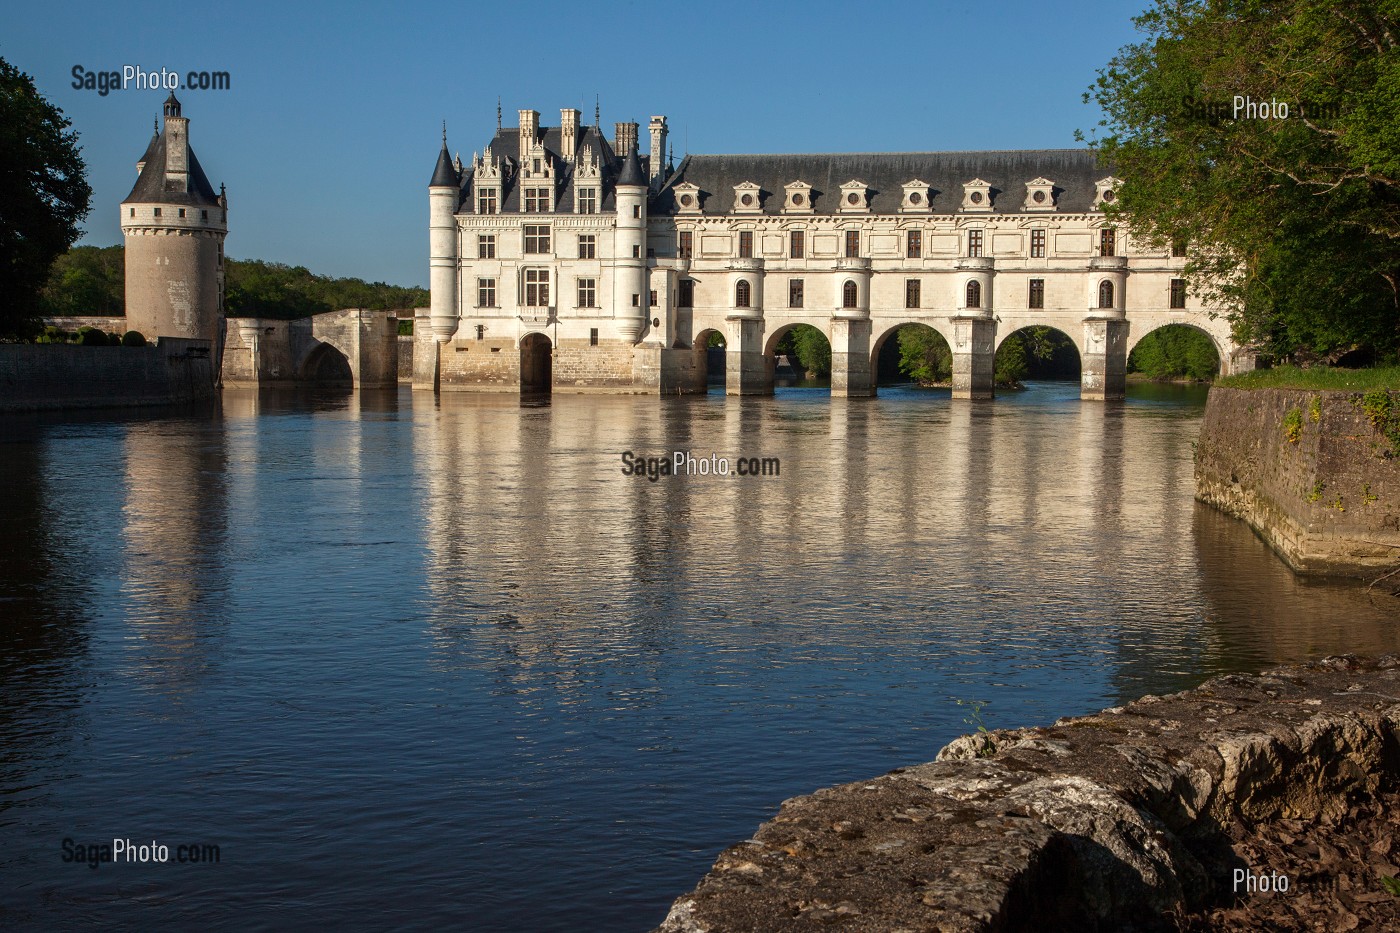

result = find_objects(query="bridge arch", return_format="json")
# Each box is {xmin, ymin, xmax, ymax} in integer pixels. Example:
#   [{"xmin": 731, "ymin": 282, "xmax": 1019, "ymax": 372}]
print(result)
[
  {"xmin": 297, "ymin": 341, "xmax": 354, "ymax": 386},
  {"xmin": 871, "ymin": 321, "xmax": 955, "ymax": 387},
  {"xmin": 1125, "ymin": 321, "xmax": 1225, "ymax": 378},
  {"xmin": 994, "ymin": 324, "xmax": 1083, "ymax": 382},
  {"xmin": 993, "ymin": 322, "xmax": 1084, "ymax": 359},
  {"xmin": 519, "ymin": 331, "xmax": 552, "ymax": 393},
  {"xmin": 762, "ymin": 319, "xmax": 831, "ymax": 357}
]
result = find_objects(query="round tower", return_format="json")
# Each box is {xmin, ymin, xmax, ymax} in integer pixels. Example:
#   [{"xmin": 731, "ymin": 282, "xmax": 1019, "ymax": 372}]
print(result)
[
  {"xmin": 428, "ymin": 130, "xmax": 461, "ymax": 344},
  {"xmin": 120, "ymin": 94, "xmax": 227, "ymax": 344},
  {"xmin": 613, "ymin": 145, "xmax": 648, "ymax": 343}
]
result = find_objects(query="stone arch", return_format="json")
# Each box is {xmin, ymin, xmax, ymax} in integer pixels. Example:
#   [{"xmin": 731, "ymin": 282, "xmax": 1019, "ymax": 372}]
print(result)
[
  {"xmin": 993, "ymin": 324, "xmax": 1083, "ymax": 380},
  {"xmin": 870, "ymin": 321, "xmax": 955, "ymax": 387},
  {"xmin": 519, "ymin": 331, "xmax": 552, "ymax": 393},
  {"xmin": 1125, "ymin": 321, "xmax": 1226, "ymax": 376},
  {"xmin": 694, "ymin": 326, "xmax": 727, "ymax": 387},
  {"xmin": 763, "ymin": 319, "xmax": 831, "ymax": 357},
  {"xmin": 298, "ymin": 341, "xmax": 353, "ymax": 386}
]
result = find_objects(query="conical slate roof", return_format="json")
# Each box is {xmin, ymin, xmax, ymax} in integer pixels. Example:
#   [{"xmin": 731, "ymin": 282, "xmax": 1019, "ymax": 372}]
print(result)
[
  {"xmin": 123, "ymin": 130, "xmax": 222, "ymax": 207},
  {"xmin": 430, "ymin": 143, "xmax": 459, "ymax": 187},
  {"xmin": 615, "ymin": 149, "xmax": 646, "ymax": 187}
]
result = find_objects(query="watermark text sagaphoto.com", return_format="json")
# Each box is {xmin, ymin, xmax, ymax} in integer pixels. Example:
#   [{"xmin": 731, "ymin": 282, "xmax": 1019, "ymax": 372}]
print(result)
[
  {"xmin": 620, "ymin": 451, "xmax": 780, "ymax": 482},
  {"xmin": 62, "ymin": 837, "xmax": 221, "ymax": 868},
  {"xmin": 71, "ymin": 65, "xmax": 230, "ymax": 96}
]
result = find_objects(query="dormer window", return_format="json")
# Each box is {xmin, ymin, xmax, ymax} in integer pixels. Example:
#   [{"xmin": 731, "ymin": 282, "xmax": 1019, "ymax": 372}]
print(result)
[
  {"xmin": 901, "ymin": 180, "xmax": 932, "ymax": 213},
  {"xmin": 577, "ymin": 188, "xmax": 597, "ymax": 214},
  {"xmin": 732, "ymin": 181, "xmax": 762, "ymax": 214},
  {"xmin": 1092, "ymin": 176, "xmax": 1123, "ymax": 210},
  {"xmin": 673, "ymin": 182, "xmax": 701, "ymax": 214},
  {"xmin": 477, "ymin": 189, "xmax": 498, "ymax": 214},
  {"xmin": 783, "ymin": 180, "xmax": 814, "ymax": 214},
  {"xmin": 961, "ymin": 178, "xmax": 993, "ymax": 212},
  {"xmin": 838, "ymin": 180, "xmax": 870, "ymax": 214},
  {"xmin": 523, "ymin": 187, "xmax": 551, "ymax": 213},
  {"xmin": 1024, "ymin": 177, "xmax": 1056, "ymax": 211}
]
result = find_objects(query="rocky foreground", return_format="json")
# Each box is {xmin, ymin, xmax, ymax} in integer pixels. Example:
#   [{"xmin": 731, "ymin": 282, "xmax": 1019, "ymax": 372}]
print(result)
[{"xmin": 656, "ymin": 656, "xmax": 1400, "ymax": 932}]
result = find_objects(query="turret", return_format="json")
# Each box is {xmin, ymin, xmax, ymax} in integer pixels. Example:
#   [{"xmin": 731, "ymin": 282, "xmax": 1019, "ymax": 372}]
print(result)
[
  {"xmin": 429, "ymin": 131, "xmax": 461, "ymax": 344},
  {"xmin": 613, "ymin": 147, "xmax": 648, "ymax": 343},
  {"xmin": 119, "ymin": 94, "xmax": 227, "ymax": 346}
]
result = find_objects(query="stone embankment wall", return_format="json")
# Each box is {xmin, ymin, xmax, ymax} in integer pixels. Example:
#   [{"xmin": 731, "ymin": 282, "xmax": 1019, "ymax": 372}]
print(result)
[
  {"xmin": 0, "ymin": 339, "xmax": 216, "ymax": 413},
  {"xmin": 657, "ymin": 657, "xmax": 1400, "ymax": 932},
  {"xmin": 1195, "ymin": 387, "xmax": 1400, "ymax": 577}
]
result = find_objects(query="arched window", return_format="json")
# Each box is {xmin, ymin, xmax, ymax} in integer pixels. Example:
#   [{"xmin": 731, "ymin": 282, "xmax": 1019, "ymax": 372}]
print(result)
[
  {"xmin": 966, "ymin": 280, "xmax": 981, "ymax": 309},
  {"xmin": 735, "ymin": 279, "xmax": 751, "ymax": 309},
  {"xmin": 842, "ymin": 280, "xmax": 858, "ymax": 309},
  {"xmin": 1098, "ymin": 279, "xmax": 1114, "ymax": 309}
]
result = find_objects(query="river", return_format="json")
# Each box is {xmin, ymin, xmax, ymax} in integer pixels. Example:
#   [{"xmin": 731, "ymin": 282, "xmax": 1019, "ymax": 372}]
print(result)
[{"xmin": 2, "ymin": 382, "xmax": 1395, "ymax": 931}]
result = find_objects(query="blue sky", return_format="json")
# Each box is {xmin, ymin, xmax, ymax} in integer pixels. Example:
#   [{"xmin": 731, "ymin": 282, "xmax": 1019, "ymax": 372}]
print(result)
[{"xmin": 5, "ymin": 0, "xmax": 1147, "ymax": 288}]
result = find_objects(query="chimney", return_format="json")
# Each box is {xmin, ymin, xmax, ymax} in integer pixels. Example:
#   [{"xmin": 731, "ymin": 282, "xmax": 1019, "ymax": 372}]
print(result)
[
  {"xmin": 560, "ymin": 108, "xmax": 580, "ymax": 161},
  {"xmin": 648, "ymin": 116, "xmax": 668, "ymax": 184},
  {"xmin": 518, "ymin": 109, "xmax": 539, "ymax": 163},
  {"xmin": 165, "ymin": 116, "xmax": 189, "ymax": 191},
  {"xmin": 614, "ymin": 121, "xmax": 638, "ymax": 155}
]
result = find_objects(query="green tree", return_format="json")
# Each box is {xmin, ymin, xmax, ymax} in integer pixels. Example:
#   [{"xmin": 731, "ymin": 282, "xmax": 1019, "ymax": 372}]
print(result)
[
  {"xmin": 896, "ymin": 324, "xmax": 952, "ymax": 383},
  {"xmin": 40, "ymin": 244, "xmax": 124, "ymax": 316},
  {"xmin": 1082, "ymin": 1, "xmax": 1400, "ymax": 363},
  {"xmin": 1128, "ymin": 325, "xmax": 1221, "ymax": 380},
  {"xmin": 0, "ymin": 58, "xmax": 91, "ymax": 337},
  {"xmin": 789, "ymin": 324, "xmax": 831, "ymax": 377},
  {"xmin": 994, "ymin": 334, "xmax": 1029, "ymax": 387}
]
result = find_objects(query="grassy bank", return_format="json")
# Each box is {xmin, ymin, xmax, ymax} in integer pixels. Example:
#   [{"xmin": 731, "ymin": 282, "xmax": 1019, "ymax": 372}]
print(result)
[{"xmin": 1217, "ymin": 365, "xmax": 1400, "ymax": 391}]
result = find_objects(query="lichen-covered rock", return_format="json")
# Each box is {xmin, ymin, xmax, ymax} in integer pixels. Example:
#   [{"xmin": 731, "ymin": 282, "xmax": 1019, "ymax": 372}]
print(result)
[{"xmin": 655, "ymin": 656, "xmax": 1400, "ymax": 932}]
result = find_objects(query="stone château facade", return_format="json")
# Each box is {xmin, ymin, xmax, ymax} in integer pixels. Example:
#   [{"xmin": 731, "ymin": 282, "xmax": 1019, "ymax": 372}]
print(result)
[
  {"xmin": 424, "ymin": 108, "xmax": 1251, "ymax": 399},
  {"xmin": 120, "ymin": 94, "xmax": 228, "ymax": 348}
]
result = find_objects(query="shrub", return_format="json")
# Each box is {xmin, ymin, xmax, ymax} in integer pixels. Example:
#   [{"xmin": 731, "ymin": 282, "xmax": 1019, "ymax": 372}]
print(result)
[
  {"xmin": 121, "ymin": 330, "xmax": 146, "ymax": 347},
  {"xmin": 1282, "ymin": 407, "xmax": 1303, "ymax": 444},
  {"xmin": 75, "ymin": 326, "xmax": 107, "ymax": 346}
]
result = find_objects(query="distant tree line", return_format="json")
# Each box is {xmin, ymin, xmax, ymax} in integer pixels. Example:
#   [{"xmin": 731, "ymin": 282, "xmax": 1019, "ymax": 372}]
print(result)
[{"xmin": 38, "ymin": 244, "xmax": 428, "ymax": 320}]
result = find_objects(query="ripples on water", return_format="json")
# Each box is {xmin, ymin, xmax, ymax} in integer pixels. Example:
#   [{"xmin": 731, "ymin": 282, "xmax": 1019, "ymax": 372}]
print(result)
[{"xmin": 1, "ymin": 382, "xmax": 1395, "ymax": 931}]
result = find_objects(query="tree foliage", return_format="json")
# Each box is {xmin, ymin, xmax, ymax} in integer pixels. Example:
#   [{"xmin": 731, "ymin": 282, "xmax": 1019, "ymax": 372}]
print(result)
[
  {"xmin": 0, "ymin": 57, "xmax": 91, "ymax": 337},
  {"xmin": 896, "ymin": 324, "xmax": 952, "ymax": 383},
  {"xmin": 1083, "ymin": 0, "xmax": 1400, "ymax": 362},
  {"xmin": 36, "ymin": 244, "xmax": 429, "ymax": 321},
  {"xmin": 1128, "ymin": 324, "xmax": 1221, "ymax": 379},
  {"xmin": 775, "ymin": 324, "xmax": 831, "ymax": 377}
]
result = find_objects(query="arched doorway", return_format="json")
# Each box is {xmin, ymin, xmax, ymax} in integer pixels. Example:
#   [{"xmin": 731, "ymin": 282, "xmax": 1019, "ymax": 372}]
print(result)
[
  {"xmin": 994, "ymin": 326, "xmax": 1080, "ymax": 390},
  {"xmin": 520, "ymin": 333, "xmax": 552, "ymax": 393},
  {"xmin": 300, "ymin": 342, "xmax": 353, "ymax": 387}
]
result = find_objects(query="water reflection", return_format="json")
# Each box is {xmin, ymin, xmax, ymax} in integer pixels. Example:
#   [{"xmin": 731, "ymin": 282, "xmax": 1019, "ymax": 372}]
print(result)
[{"xmin": 3, "ymin": 382, "xmax": 1398, "ymax": 932}]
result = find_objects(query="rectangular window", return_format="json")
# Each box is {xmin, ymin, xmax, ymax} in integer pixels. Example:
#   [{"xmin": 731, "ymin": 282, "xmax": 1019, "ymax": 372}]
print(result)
[
  {"xmin": 678, "ymin": 231, "xmax": 693, "ymax": 259},
  {"xmin": 201, "ymin": 210, "xmax": 208, "ymax": 221},
  {"xmin": 577, "ymin": 277, "xmax": 597, "ymax": 308},
  {"xmin": 525, "ymin": 269, "xmax": 550, "ymax": 307},
  {"xmin": 523, "ymin": 225, "xmax": 550, "ymax": 254},
  {"xmin": 1028, "ymin": 278, "xmax": 1045, "ymax": 309},
  {"xmin": 968, "ymin": 230, "xmax": 983, "ymax": 257},
  {"xmin": 524, "ymin": 187, "xmax": 550, "ymax": 213},
  {"xmin": 478, "ymin": 235, "xmax": 495, "ymax": 259},
  {"xmin": 1170, "ymin": 278, "xmax": 1187, "ymax": 309},
  {"xmin": 906, "ymin": 230, "xmax": 922, "ymax": 259},
  {"xmin": 578, "ymin": 234, "xmax": 596, "ymax": 259},
  {"xmin": 478, "ymin": 190, "xmax": 497, "ymax": 214},
  {"xmin": 1100, "ymin": 228, "xmax": 1116, "ymax": 257},
  {"xmin": 844, "ymin": 230, "xmax": 860, "ymax": 258},
  {"xmin": 632, "ymin": 205, "xmax": 640, "ymax": 219},
  {"xmin": 476, "ymin": 324, "xmax": 485, "ymax": 340},
  {"xmin": 631, "ymin": 294, "xmax": 640, "ymax": 307},
  {"xmin": 1030, "ymin": 229, "xmax": 1046, "ymax": 258},
  {"xmin": 178, "ymin": 208, "xmax": 186, "ymax": 218},
  {"xmin": 589, "ymin": 328, "xmax": 599, "ymax": 346},
  {"xmin": 632, "ymin": 245, "xmax": 640, "ymax": 258},
  {"xmin": 789, "ymin": 230, "xmax": 805, "ymax": 259},
  {"xmin": 577, "ymin": 189, "xmax": 597, "ymax": 214},
  {"xmin": 129, "ymin": 208, "xmax": 135, "ymax": 217},
  {"xmin": 789, "ymin": 279, "xmax": 804, "ymax": 308},
  {"xmin": 738, "ymin": 231, "xmax": 753, "ymax": 258},
  {"xmin": 154, "ymin": 207, "xmax": 162, "ymax": 217},
  {"xmin": 905, "ymin": 279, "xmax": 921, "ymax": 309},
  {"xmin": 679, "ymin": 279, "xmax": 694, "ymax": 307},
  {"xmin": 477, "ymin": 278, "xmax": 497, "ymax": 308},
  {"xmin": 1171, "ymin": 238, "xmax": 1187, "ymax": 258},
  {"xmin": 650, "ymin": 290, "xmax": 658, "ymax": 308}
]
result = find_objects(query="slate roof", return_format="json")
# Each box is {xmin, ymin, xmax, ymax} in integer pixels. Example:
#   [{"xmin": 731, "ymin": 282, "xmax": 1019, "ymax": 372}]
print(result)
[
  {"xmin": 123, "ymin": 129, "xmax": 222, "ymax": 207},
  {"xmin": 452, "ymin": 124, "xmax": 641, "ymax": 214},
  {"xmin": 615, "ymin": 149, "xmax": 646, "ymax": 187},
  {"xmin": 430, "ymin": 142, "xmax": 459, "ymax": 187},
  {"xmin": 654, "ymin": 149, "xmax": 1115, "ymax": 215}
]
